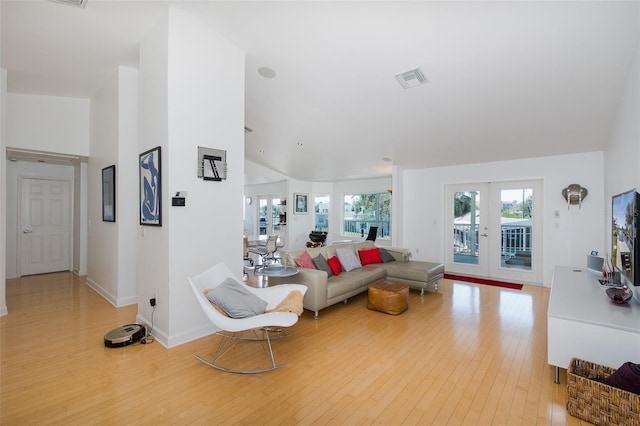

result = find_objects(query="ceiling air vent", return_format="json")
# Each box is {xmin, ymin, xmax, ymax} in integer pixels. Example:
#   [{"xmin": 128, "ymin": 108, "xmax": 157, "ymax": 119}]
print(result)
[
  {"xmin": 48, "ymin": 0, "xmax": 88, "ymax": 8},
  {"xmin": 395, "ymin": 68, "xmax": 427, "ymax": 89},
  {"xmin": 244, "ymin": 126, "xmax": 254, "ymax": 134}
]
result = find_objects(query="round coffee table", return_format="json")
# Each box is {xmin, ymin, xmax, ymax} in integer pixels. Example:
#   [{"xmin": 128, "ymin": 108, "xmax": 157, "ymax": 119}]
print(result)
[{"xmin": 255, "ymin": 264, "xmax": 298, "ymax": 287}]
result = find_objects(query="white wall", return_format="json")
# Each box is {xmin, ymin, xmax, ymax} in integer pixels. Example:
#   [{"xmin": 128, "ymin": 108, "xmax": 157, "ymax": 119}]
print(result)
[
  {"xmin": 0, "ymin": 68, "xmax": 7, "ymax": 316},
  {"xmin": 73, "ymin": 162, "xmax": 87, "ymax": 276},
  {"xmin": 137, "ymin": 7, "xmax": 245, "ymax": 347},
  {"xmin": 5, "ymin": 161, "xmax": 75, "ymax": 279},
  {"xmin": 604, "ymin": 40, "xmax": 639, "ymax": 300},
  {"xmin": 137, "ymin": 10, "xmax": 171, "ymax": 343},
  {"xmin": 287, "ymin": 179, "xmax": 313, "ymax": 250},
  {"xmin": 86, "ymin": 67, "xmax": 138, "ymax": 307},
  {"xmin": 7, "ymin": 94, "xmax": 89, "ymax": 156},
  {"xmin": 605, "ymin": 41, "xmax": 640, "ymax": 234},
  {"xmin": 117, "ymin": 67, "xmax": 139, "ymax": 304},
  {"xmin": 87, "ymin": 70, "xmax": 119, "ymax": 302},
  {"xmin": 398, "ymin": 151, "xmax": 605, "ymax": 286},
  {"xmin": 5, "ymin": 93, "xmax": 90, "ymax": 280}
]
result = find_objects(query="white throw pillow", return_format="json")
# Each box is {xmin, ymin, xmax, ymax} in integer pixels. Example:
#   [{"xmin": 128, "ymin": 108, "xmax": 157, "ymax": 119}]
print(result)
[{"xmin": 336, "ymin": 247, "xmax": 362, "ymax": 272}]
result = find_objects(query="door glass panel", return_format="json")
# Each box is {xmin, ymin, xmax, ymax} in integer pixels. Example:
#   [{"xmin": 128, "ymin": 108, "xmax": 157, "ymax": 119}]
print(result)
[
  {"xmin": 272, "ymin": 198, "xmax": 281, "ymax": 232},
  {"xmin": 315, "ymin": 195, "xmax": 329, "ymax": 232},
  {"xmin": 453, "ymin": 191, "xmax": 480, "ymax": 265},
  {"xmin": 259, "ymin": 199, "xmax": 268, "ymax": 235},
  {"xmin": 500, "ymin": 188, "xmax": 532, "ymax": 271}
]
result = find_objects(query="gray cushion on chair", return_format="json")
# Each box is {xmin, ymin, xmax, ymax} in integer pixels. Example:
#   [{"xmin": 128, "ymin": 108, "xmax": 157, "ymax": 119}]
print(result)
[{"xmin": 205, "ymin": 277, "xmax": 267, "ymax": 318}]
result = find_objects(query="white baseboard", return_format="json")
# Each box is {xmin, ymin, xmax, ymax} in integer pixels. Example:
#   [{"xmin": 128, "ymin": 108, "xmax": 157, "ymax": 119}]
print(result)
[
  {"xmin": 85, "ymin": 277, "xmax": 137, "ymax": 307},
  {"xmin": 135, "ymin": 313, "xmax": 217, "ymax": 349},
  {"xmin": 0, "ymin": 305, "xmax": 8, "ymax": 317}
]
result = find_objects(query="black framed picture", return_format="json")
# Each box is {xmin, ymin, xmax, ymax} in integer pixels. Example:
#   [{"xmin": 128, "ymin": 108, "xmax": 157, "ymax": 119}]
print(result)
[
  {"xmin": 102, "ymin": 165, "xmax": 115, "ymax": 222},
  {"xmin": 139, "ymin": 146, "xmax": 162, "ymax": 226},
  {"xmin": 294, "ymin": 193, "xmax": 308, "ymax": 214}
]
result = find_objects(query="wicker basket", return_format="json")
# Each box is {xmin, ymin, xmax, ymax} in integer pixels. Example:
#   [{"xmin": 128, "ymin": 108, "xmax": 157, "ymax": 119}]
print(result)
[{"xmin": 567, "ymin": 358, "xmax": 640, "ymax": 426}]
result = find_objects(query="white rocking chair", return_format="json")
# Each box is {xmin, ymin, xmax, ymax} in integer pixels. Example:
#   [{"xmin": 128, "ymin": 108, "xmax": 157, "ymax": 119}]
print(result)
[{"xmin": 188, "ymin": 262, "xmax": 307, "ymax": 374}]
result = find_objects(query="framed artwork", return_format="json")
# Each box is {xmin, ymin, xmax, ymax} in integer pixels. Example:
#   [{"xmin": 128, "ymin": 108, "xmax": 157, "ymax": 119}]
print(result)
[
  {"xmin": 294, "ymin": 193, "xmax": 308, "ymax": 214},
  {"xmin": 197, "ymin": 146, "xmax": 227, "ymax": 181},
  {"xmin": 102, "ymin": 165, "xmax": 115, "ymax": 222},
  {"xmin": 139, "ymin": 146, "xmax": 162, "ymax": 226}
]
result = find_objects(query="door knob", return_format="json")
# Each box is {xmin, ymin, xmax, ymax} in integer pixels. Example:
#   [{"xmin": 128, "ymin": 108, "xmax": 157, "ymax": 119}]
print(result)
[{"xmin": 23, "ymin": 230, "xmax": 33, "ymax": 234}]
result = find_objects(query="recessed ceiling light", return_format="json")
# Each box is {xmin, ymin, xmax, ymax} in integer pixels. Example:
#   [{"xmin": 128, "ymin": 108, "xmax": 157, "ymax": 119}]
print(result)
[
  {"xmin": 258, "ymin": 67, "xmax": 276, "ymax": 79},
  {"xmin": 259, "ymin": 150, "xmax": 265, "ymax": 154},
  {"xmin": 382, "ymin": 157, "xmax": 393, "ymax": 162},
  {"xmin": 297, "ymin": 142, "xmax": 303, "ymax": 147}
]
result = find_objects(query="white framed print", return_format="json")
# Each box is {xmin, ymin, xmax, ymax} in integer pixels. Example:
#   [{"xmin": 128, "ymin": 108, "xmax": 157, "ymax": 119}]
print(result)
[{"xmin": 294, "ymin": 193, "xmax": 308, "ymax": 214}]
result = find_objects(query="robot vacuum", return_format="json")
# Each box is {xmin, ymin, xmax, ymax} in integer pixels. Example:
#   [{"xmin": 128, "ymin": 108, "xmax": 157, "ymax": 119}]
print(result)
[{"xmin": 104, "ymin": 324, "xmax": 146, "ymax": 348}]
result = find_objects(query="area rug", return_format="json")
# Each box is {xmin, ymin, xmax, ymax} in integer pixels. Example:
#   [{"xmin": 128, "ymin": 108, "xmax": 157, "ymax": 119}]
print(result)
[{"xmin": 443, "ymin": 273, "xmax": 524, "ymax": 290}]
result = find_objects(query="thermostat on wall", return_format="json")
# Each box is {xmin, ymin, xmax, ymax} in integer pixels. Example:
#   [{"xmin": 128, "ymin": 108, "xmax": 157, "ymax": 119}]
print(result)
[{"xmin": 172, "ymin": 191, "xmax": 187, "ymax": 207}]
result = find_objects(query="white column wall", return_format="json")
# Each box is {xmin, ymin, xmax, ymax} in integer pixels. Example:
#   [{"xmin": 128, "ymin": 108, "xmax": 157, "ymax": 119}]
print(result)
[
  {"xmin": 87, "ymin": 71, "xmax": 120, "ymax": 303},
  {"xmin": 137, "ymin": 11, "xmax": 171, "ymax": 343},
  {"xmin": 117, "ymin": 67, "xmax": 139, "ymax": 304},
  {"xmin": 73, "ymin": 162, "xmax": 88, "ymax": 276},
  {"xmin": 87, "ymin": 67, "xmax": 139, "ymax": 306},
  {"xmin": 137, "ymin": 7, "xmax": 245, "ymax": 347}
]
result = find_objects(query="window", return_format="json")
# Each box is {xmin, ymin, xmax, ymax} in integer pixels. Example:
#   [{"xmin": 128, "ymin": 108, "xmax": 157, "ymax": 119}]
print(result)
[
  {"xmin": 314, "ymin": 195, "xmax": 329, "ymax": 232},
  {"xmin": 343, "ymin": 192, "xmax": 391, "ymax": 238}
]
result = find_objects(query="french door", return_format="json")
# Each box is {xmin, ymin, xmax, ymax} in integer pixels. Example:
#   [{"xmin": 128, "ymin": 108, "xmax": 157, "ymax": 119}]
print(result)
[
  {"xmin": 444, "ymin": 180, "xmax": 543, "ymax": 284},
  {"xmin": 258, "ymin": 196, "xmax": 284, "ymax": 236}
]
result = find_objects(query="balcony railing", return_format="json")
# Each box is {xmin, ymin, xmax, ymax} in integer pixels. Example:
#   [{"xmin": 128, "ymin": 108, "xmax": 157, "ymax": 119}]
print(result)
[
  {"xmin": 343, "ymin": 220, "xmax": 390, "ymax": 238},
  {"xmin": 453, "ymin": 223, "xmax": 532, "ymax": 257}
]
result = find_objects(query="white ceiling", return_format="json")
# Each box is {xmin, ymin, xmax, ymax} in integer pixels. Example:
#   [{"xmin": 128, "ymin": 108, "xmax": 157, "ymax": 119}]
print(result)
[{"xmin": 2, "ymin": 1, "xmax": 639, "ymax": 182}]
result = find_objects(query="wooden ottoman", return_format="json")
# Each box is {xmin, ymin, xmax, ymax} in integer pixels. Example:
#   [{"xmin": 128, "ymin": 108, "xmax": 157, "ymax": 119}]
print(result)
[{"xmin": 367, "ymin": 281, "xmax": 409, "ymax": 315}]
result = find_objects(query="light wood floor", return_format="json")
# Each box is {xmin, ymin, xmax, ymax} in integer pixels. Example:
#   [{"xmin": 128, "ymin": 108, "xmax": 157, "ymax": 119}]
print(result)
[{"xmin": 1, "ymin": 272, "xmax": 588, "ymax": 425}]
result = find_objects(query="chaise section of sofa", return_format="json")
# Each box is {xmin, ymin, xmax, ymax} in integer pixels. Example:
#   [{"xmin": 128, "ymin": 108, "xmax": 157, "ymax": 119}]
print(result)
[
  {"xmin": 377, "ymin": 247, "xmax": 444, "ymax": 295},
  {"xmin": 268, "ymin": 241, "xmax": 444, "ymax": 319}
]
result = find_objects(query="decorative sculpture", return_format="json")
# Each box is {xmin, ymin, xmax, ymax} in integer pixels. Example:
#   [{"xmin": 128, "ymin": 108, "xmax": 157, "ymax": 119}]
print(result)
[{"xmin": 561, "ymin": 184, "xmax": 588, "ymax": 209}]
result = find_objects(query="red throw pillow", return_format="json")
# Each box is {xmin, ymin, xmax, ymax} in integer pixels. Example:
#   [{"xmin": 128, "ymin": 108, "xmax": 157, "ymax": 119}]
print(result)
[
  {"xmin": 294, "ymin": 251, "xmax": 316, "ymax": 269},
  {"xmin": 358, "ymin": 247, "xmax": 383, "ymax": 265},
  {"xmin": 327, "ymin": 256, "xmax": 342, "ymax": 276}
]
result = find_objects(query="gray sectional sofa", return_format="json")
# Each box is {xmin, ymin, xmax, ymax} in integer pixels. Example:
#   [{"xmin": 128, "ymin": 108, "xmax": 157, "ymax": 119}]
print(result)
[{"xmin": 268, "ymin": 241, "xmax": 444, "ymax": 319}]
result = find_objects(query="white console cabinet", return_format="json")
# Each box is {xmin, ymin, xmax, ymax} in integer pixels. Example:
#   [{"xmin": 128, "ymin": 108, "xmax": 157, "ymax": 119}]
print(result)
[{"xmin": 547, "ymin": 266, "xmax": 640, "ymax": 383}]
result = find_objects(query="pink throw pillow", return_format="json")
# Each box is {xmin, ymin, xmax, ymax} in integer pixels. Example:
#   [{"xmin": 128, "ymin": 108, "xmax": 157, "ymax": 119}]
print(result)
[{"xmin": 294, "ymin": 251, "xmax": 316, "ymax": 269}]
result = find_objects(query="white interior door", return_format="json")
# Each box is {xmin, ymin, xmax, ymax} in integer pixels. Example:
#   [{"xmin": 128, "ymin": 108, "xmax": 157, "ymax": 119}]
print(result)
[
  {"xmin": 20, "ymin": 178, "xmax": 71, "ymax": 276},
  {"xmin": 445, "ymin": 180, "xmax": 543, "ymax": 284}
]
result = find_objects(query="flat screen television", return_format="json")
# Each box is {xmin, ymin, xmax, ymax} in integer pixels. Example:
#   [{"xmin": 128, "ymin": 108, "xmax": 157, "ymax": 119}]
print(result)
[{"xmin": 611, "ymin": 189, "xmax": 640, "ymax": 294}]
